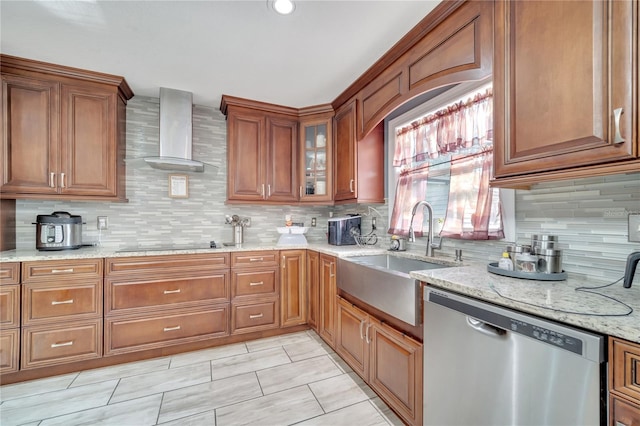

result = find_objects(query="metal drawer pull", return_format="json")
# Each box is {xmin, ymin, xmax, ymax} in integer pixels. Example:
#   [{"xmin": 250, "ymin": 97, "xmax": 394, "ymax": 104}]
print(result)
[
  {"xmin": 267, "ymin": 184, "xmax": 271, "ymax": 197},
  {"xmin": 249, "ymin": 281, "xmax": 264, "ymax": 286},
  {"xmin": 613, "ymin": 108, "xmax": 625, "ymax": 144},
  {"xmin": 249, "ymin": 257, "xmax": 264, "ymax": 262},
  {"xmin": 365, "ymin": 323, "xmax": 371, "ymax": 344},
  {"xmin": 60, "ymin": 172, "xmax": 66, "ymax": 188},
  {"xmin": 249, "ymin": 313, "xmax": 264, "ymax": 319},
  {"xmin": 359, "ymin": 319, "xmax": 365, "ymax": 340},
  {"xmin": 163, "ymin": 289, "xmax": 181, "ymax": 294},
  {"xmin": 349, "ymin": 179, "xmax": 355, "ymax": 193},
  {"xmin": 51, "ymin": 341, "xmax": 73, "ymax": 348},
  {"xmin": 163, "ymin": 326, "xmax": 181, "ymax": 332},
  {"xmin": 51, "ymin": 268, "xmax": 74, "ymax": 274},
  {"xmin": 50, "ymin": 172, "xmax": 56, "ymax": 188},
  {"xmin": 261, "ymin": 184, "xmax": 265, "ymax": 198},
  {"xmin": 51, "ymin": 299, "xmax": 74, "ymax": 305}
]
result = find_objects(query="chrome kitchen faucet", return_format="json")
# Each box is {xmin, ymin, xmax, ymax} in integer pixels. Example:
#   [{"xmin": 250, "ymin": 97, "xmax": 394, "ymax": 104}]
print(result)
[{"xmin": 408, "ymin": 200, "xmax": 441, "ymax": 257}]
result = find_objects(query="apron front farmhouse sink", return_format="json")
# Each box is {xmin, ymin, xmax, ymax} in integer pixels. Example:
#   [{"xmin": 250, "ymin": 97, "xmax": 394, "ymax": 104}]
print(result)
[{"xmin": 337, "ymin": 254, "xmax": 452, "ymax": 326}]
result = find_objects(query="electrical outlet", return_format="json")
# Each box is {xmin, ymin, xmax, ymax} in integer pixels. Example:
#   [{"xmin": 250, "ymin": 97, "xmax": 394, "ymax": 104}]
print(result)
[
  {"xmin": 97, "ymin": 216, "xmax": 108, "ymax": 230},
  {"xmin": 311, "ymin": 217, "xmax": 317, "ymax": 227},
  {"xmin": 629, "ymin": 213, "xmax": 640, "ymax": 242}
]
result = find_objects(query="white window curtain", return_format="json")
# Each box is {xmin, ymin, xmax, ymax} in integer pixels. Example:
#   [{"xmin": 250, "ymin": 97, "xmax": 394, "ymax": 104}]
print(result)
[
  {"xmin": 388, "ymin": 88, "xmax": 502, "ymax": 240},
  {"xmin": 439, "ymin": 149, "xmax": 504, "ymax": 240}
]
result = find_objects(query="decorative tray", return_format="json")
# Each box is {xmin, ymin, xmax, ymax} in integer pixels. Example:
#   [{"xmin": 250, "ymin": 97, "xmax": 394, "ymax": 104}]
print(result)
[{"xmin": 487, "ymin": 262, "xmax": 567, "ymax": 281}]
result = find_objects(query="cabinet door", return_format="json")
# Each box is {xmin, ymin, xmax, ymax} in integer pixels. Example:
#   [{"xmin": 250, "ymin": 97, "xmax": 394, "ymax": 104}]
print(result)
[
  {"xmin": 300, "ymin": 118, "xmax": 333, "ymax": 202},
  {"xmin": 60, "ymin": 84, "xmax": 118, "ymax": 196},
  {"xmin": 266, "ymin": 116, "xmax": 298, "ymax": 202},
  {"xmin": 227, "ymin": 109, "xmax": 265, "ymax": 201},
  {"xmin": 610, "ymin": 395, "xmax": 640, "ymax": 426},
  {"xmin": 494, "ymin": 0, "xmax": 637, "ymax": 179},
  {"xmin": 333, "ymin": 100, "xmax": 357, "ymax": 202},
  {"xmin": 280, "ymin": 250, "xmax": 306, "ymax": 327},
  {"xmin": 369, "ymin": 320, "xmax": 423, "ymax": 426},
  {"xmin": 0, "ymin": 284, "xmax": 20, "ymax": 329},
  {"xmin": 318, "ymin": 254, "xmax": 337, "ymax": 347},
  {"xmin": 1, "ymin": 74, "xmax": 59, "ymax": 195},
  {"xmin": 306, "ymin": 250, "xmax": 319, "ymax": 330},
  {"xmin": 336, "ymin": 297, "xmax": 369, "ymax": 378},
  {"xmin": 0, "ymin": 329, "xmax": 19, "ymax": 373}
]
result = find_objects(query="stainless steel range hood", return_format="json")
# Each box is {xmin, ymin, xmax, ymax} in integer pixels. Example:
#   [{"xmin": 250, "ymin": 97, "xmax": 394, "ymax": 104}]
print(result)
[{"xmin": 144, "ymin": 87, "xmax": 208, "ymax": 173}]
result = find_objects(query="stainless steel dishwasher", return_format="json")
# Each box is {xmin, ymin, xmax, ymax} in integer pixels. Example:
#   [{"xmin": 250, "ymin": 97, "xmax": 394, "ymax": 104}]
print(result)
[{"xmin": 423, "ymin": 287, "xmax": 605, "ymax": 426}]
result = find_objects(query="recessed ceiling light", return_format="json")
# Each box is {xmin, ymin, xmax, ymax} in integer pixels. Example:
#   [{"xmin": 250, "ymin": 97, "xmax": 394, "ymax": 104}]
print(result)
[{"xmin": 271, "ymin": 0, "xmax": 295, "ymax": 15}]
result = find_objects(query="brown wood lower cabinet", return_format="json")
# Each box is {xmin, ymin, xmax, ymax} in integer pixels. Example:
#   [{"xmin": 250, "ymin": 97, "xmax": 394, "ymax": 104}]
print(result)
[
  {"xmin": 306, "ymin": 250, "xmax": 320, "ymax": 331},
  {"xmin": 105, "ymin": 306, "xmax": 228, "ymax": 355},
  {"xmin": 0, "ymin": 329, "xmax": 19, "ymax": 373},
  {"xmin": 230, "ymin": 251, "xmax": 280, "ymax": 335},
  {"xmin": 0, "ymin": 262, "xmax": 20, "ymax": 374},
  {"xmin": 609, "ymin": 337, "xmax": 640, "ymax": 425},
  {"xmin": 19, "ymin": 259, "xmax": 104, "ymax": 370},
  {"xmin": 21, "ymin": 319, "xmax": 102, "ymax": 369},
  {"xmin": 280, "ymin": 250, "xmax": 306, "ymax": 328},
  {"xmin": 336, "ymin": 296, "xmax": 423, "ymax": 426},
  {"xmin": 611, "ymin": 396, "xmax": 640, "ymax": 426},
  {"xmin": 231, "ymin": 299, "xmax": 279, "ymax": 334},
  {"xmin": 318, "ymin": 254, "xmax": 337, "ymax": 347}
]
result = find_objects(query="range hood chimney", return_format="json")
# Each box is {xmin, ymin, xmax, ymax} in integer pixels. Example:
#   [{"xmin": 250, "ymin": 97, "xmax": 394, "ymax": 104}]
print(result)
[{"xmin": 144, "ymin": 87, "xmax": 206, "ymax": 173}]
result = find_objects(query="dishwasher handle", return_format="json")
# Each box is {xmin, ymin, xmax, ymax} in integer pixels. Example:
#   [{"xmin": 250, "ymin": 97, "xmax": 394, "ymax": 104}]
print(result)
[{"xmin": 467, "ymin": 316, "xmax": 507, "ymax": 338}]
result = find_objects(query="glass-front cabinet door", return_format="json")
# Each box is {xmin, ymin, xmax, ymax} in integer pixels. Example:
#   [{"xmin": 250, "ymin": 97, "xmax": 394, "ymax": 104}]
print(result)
[{"xmin": 299, "ymin": 116, "xmax": 332, "ymax": 203}]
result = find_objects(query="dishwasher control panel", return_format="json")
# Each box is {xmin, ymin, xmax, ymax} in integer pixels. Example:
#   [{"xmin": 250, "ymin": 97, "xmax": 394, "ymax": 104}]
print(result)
[{"xmin": 509, "ymin": 319, "xmax": 583, "ymax": 355}]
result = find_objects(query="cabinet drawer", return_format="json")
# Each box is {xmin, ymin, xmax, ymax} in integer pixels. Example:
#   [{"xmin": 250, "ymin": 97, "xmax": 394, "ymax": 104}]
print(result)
[
  {"xmin": 106, "ymin": 253, "xmax": 229, "ymax": 276},
  {"xmin": 611, "ymin": 337, "xmax": 640, "ymax": 402},
  {"xmin": 22, "ymin": 279, "xmax": 102, "ymax": 326},
  {"xmin": 22, "ymin": 259, "xmax": 103, "ymax": 282},
  {"xmin": 105, "ymin": 305, "xmax": 229, "ymax": 356},
  {"xmin": 232, "ymin": 269, "xmax": 277, "ymax": 298},
  {"xmin": 21, "ymin": 319, "xmax": 102, "ymax": 369},
  {"xmin": 0, "ymin": 262, "xmax": 20, "ymax": 284},
  {"xmin": 105, "ymin": 273, "xmax": 230, "ymax": 316},
  {"xmin": 231, "ymin": 299, "xmax": 279, "ymax": 334},
  {"xmin": 231, "ymin": 251, "xmax": 279, "ymax": 268},
  {"xmin": 610, "ymin": 395, "xmax": 640, "ymax": 426},
  {"xmin": 0, "ymin": 328, "xmax": 19, "ymax": 374},
  {"xmin": 0, "ymin": 284, "xmax": 20, "ymax": 329}
]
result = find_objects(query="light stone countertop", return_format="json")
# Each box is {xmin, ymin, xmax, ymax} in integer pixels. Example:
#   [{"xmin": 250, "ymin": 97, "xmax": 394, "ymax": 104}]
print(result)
[
  {"xmin": 0, "ymin": 243, "xmax": 392, "ymax": 262},
  {"xmin": 412, "ymin": 264, "xmax": 640, "ymax": 344},
  {"xmin": 2, "ymin": 244, "xmax": 637, "ymax": 343}
]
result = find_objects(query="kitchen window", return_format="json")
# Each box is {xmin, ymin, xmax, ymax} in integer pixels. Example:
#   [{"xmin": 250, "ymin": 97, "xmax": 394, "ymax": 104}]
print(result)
[{"xmin": 386, "ymin": 78, "xmax": 511, "ymax": 241}]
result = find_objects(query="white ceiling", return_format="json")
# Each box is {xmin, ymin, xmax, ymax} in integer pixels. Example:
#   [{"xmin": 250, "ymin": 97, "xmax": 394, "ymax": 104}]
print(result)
[{"xmin": 1, "ymin": 0, "xmax": 440, "ymax": 109}]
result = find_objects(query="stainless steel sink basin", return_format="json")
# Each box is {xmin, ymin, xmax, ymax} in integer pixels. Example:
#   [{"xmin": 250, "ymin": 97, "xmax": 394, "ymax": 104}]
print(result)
[
  {"xmin": 337, "ymin": 254, "xmax": 450, "ymax": 326},
  {"xmin": 343, "ymin": 254, "xmax": 448, "ymax": 274}
]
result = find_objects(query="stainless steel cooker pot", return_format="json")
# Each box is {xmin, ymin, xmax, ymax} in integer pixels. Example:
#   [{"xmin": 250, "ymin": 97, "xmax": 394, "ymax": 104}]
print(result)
[{"xmin": 35, "ymin": 211, "xmax": 83, "ymax": 251}]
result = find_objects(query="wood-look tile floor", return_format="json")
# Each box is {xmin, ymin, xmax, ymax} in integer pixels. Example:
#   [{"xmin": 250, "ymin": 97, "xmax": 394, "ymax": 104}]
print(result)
[{"xmin": 0, "ymin": 330, "xmax": 403, "ymax": 426}]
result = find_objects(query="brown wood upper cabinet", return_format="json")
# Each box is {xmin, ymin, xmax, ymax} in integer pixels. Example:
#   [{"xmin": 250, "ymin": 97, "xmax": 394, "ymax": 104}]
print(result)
[
  {"xmin": 221, "ymin": 96, "xmax": 299, "ymax": 204},
  {"xmin": 298, "ymin": 107, "xmax": 333, "ymax": 203},
  {"xmin": 493, "ymin": 0, "xmax": 639, "ymax": 186},
  {"xmin": 0, "ymin": 55, "xmax": 133, "ymax": 201},
  {"xmin": 333, "ymin": 101, "xmax": 385, "ymax": 204}
]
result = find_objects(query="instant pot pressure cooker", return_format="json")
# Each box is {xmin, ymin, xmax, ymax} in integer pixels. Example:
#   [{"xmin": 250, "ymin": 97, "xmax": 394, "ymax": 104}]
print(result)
[{"xmin": 35, "ymin": 211, "xmax": 83, "ymax": 251}]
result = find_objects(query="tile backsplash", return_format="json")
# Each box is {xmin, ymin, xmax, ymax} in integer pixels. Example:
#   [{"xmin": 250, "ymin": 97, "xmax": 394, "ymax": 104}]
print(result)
[{"xmin": 14, "ymin": 96, "xmax": 640, "ymax": 283}]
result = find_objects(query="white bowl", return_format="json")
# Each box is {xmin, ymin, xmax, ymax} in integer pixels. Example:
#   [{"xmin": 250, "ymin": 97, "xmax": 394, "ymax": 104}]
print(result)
[{"xmin": 277, "ymin": 226, "xmax": 308, "ymax": 234}]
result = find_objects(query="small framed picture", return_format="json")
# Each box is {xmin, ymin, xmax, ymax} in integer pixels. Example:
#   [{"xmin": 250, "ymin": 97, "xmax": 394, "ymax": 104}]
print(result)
[{"xmin": 168, "ymin": 174, "xmax": 189, "ymax": 198}]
